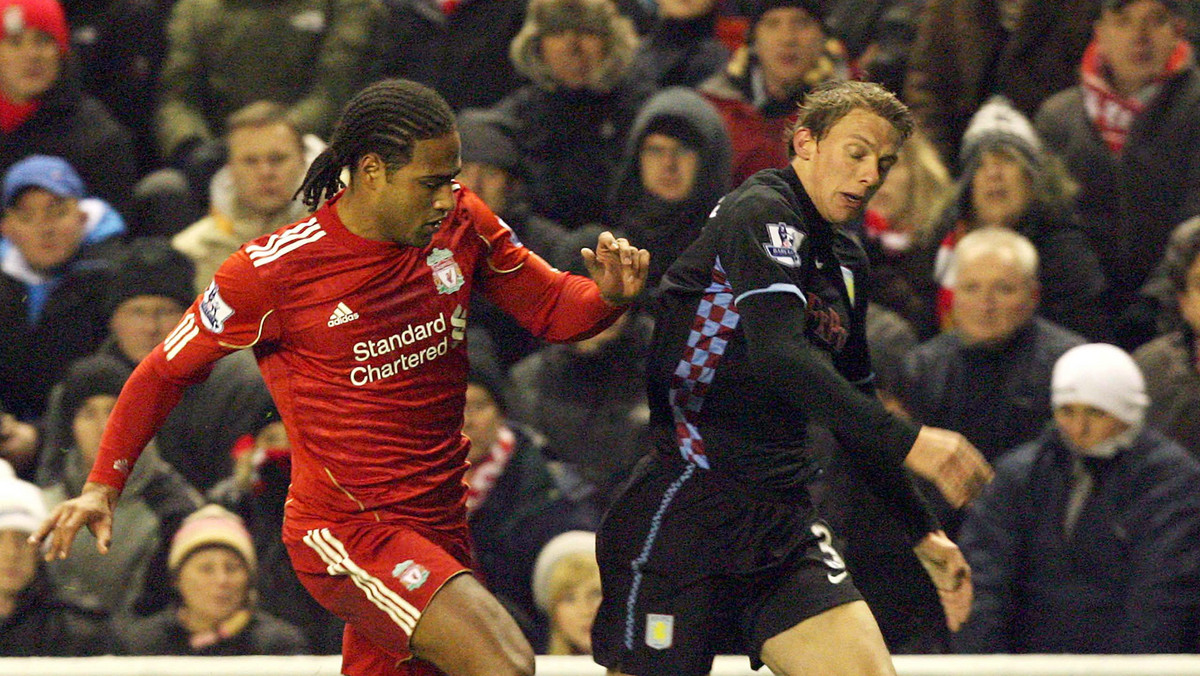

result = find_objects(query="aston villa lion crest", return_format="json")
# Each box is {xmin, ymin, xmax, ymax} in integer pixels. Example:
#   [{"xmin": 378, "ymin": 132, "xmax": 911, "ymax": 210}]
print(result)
[{"xmin": 427, "ymin": 248, "xmax": 464, "ymax": 295}]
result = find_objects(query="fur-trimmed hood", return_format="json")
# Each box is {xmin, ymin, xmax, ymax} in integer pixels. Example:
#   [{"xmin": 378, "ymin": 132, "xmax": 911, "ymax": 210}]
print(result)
[{"xmin": 509, "ymin": 0, "xmax": 638, "ymax": 94}]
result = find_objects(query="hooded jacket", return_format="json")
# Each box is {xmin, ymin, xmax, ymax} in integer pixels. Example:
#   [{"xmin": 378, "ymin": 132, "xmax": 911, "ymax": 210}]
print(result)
[{"xmin": 606, "ymin": 87, "xmax": 731, "ymax": 288}]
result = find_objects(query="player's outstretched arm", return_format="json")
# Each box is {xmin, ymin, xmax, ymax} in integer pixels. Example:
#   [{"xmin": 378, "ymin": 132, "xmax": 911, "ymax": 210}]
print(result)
[
  {"xmin": 905, "ymin": 426, "xmax": 994, "ymax": 508},
  {"xmin": 29, "ymin": 482, "xmax": 119, "ymax": 561},
  {"xmin": 581, "ymin": 231, "xmax": 651, "ymax": 305},
  {"xmin": 914, "ymin": 530, "xmax": 973, "ymax": 631}
]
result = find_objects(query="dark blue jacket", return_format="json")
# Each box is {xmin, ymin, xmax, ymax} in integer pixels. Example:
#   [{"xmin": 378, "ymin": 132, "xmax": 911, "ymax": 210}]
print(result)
[{"xmin": 956, "ymin": 426, "xmax": 1200, "ymax": 653}]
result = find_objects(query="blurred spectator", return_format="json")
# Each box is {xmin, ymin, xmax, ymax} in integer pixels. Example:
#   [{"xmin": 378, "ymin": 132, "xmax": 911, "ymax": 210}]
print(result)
[
  {"xmin": 825, "ymin": 0, "xmax": 925, "ymax": 95},
  {"xmin": 955, "ymin": 343, "xmax": 1200, "ymax": 653},
  {"xmin": 1036, "ymin": 0, "xmax": 1200, "ymax": 351},
  {"xmin": 207, "ymin": 415, "xmax": 345, "ymax": 654},
  {"xmin": 36, "ymin": 239, "xmax": 276, "ymax": 495},
  {"xmin": 911, "ymin": 97, "xmax": 1108, "ymax": 340},
  {"xmin": 699, "ymin": 0, "xmax": 849, "ymax": 185},
  {"xmin": 530, "ymin": 530, "xmax": 601, "ymax": 655},
  {"xmin": 1135, "ymin": 216, "xmax": 1200, "ymax": 459},
  {"xmin": 117, "ymin": 504, "xmax": 310, "ymax": 655},
  {"xmin": 374, "ymin": 0, "xmax": 529, "ymax": 111},
  {"xmin": 0, "ymin": 458, "xmax": 112, "ymax": 656},
  {"xmin": 156, "ymin": 0, "xmax": 380, "ymax": 202},
  {"xmin": 900, "ymin": 228, "xmax": 1084, "ymax": 533},
  {"xmin": 488, "ymin": 0, "xmax": 652, "ymax": 228},
  {"xmin": 173, "ymin": 101, "xmax": 320, "ymax": 292},
  {"xmin": 463, "ymin": 355, "xmax": 597, "ymax": 651},
  {"xmin": 606, "ymin": 86, "xmax": 731, "ymax": 289},
  {"xmin": 0, "ymin": 155, "xmax": 124, "ymax": 442},
  {"xmin": 858, "ymin": 126, "xmax": 952, "ymax": 337},
  {"xmin": 628, "ymin": 0, "xmax": 729, "ymax": 89},
  {"xmin": 0, "ymin": 0, "xmax": 137, "ymax": 212},
  {"xmin": 66, "ymin": 0, "xmax": 169, "ymax": 177},
  {"xmin": 456, "ymin": 108, "xmax": 565, "ymax": 367},
  {"xmin": 903, "ymin": 0, "xmax": 1101, "ymax": 169},
  {"xmin": 42, "ymin": 355, "xmax": 203, "ymax": 617},
  {"xmin": 509, "ymin": 226, "xmax": 652, "ymax": 513}
]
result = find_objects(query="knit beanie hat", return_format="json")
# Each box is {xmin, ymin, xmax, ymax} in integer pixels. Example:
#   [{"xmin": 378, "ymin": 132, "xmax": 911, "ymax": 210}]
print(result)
[
  {"xmin": 531, "ymin": 530, "xmax": 596, "ymax": 612},
  {"xmin": 1051, "ymin": 343, "xmax": 1149, "ymax": 426},
  {"xmin": 0, "ymin": 0, "xmax": 69, "ymax": 54},
  {"xmin": 107, "ymin": 238, "xmax": 197, "ymax": 318},
  {"xmin": 0, "ymin": 458, "xmax": 46, "ymax": 534},
  {"xmin": 457, "ymin": 110, "xmax": 526, "ymax": 182},
  {"xmin": 959, "ymin": 96, "xmax": 1044, "ymax": 172},
  {"xmin": 168, "ymin": 504, "xmax": 257, "ymax": 574},
  {"xmin": 58, "ymin": 355, "xmax": 132, "ymax": 424}
]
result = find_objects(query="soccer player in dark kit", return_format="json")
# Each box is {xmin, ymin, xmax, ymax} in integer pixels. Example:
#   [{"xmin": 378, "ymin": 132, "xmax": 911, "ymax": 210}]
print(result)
[
  {"xmin": 33, "ymin": 78, "xmax": 649, "ymax": 676},
  {"xmin": 592, "ymin": 80, "xmax": 994, "ymax": 676}
]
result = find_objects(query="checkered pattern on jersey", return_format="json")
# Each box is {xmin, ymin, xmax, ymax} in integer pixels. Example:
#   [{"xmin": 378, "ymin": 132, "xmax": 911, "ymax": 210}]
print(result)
[{"xmin": 669, "ymin": 258, "xmax": 741, "ymax": 469}]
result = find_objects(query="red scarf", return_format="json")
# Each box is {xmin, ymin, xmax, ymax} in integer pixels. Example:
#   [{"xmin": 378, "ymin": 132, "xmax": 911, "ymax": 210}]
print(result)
[
  {"xmin": 1080, "ymin": 38, "xmax": 1193, "ymax": 154},
  {"xmin": 0, "ymin": 94, "xmax": 39, "ymax": 134},
  {"xmin": 464, "ymin": 425, "xmax": 515, "ymax": 514},
  {"xmin": 933, "ymin": 224, "xmax": 967, "ymax": 331}
]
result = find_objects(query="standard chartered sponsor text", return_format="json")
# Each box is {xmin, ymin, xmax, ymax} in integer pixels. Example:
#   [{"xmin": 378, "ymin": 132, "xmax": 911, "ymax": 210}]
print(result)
[{"xmin": 350, "ymin": 312, "xmax": 450, "ymax": 386}]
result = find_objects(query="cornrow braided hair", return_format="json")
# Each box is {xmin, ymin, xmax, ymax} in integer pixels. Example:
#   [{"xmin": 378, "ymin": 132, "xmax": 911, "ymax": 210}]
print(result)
[{"xmin": 298, "ymin": 78, "xmax": 457, "ymax": 210}]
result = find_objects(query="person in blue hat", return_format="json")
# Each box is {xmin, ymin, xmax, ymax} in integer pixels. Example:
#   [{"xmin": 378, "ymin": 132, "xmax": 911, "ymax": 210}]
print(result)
[{"xmin": 0, "ymin": 154, "xmax": 126, "ymax": 477}]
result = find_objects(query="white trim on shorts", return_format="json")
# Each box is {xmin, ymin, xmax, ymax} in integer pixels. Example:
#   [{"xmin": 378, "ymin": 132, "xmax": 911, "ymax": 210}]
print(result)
[{"xmin": 302, "ymin": 527, "xmax": 422, "ymax": 635}]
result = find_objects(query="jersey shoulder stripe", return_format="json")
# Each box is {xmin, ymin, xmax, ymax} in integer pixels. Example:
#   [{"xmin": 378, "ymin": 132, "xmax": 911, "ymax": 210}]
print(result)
[{"xmin": 246, "ymin": 218, "xmax": 325, "ymax": 267}]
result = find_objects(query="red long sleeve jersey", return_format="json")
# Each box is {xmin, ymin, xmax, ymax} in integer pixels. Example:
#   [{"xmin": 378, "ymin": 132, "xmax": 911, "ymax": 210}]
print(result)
[{"xmin": 90, "ymin": 186, "xmax": 621, "ymax": 532}]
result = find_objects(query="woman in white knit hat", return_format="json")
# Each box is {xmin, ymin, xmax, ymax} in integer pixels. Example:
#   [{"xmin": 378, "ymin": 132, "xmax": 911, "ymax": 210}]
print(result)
[{"xmin": 955, "ymin": 343, "xmax": 1200, "ymax": 654}]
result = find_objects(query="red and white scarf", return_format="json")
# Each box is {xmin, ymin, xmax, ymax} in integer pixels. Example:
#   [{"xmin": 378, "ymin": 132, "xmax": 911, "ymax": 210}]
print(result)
[
  {"xmin": 1080, "ymin": 38, "xmax": 1193, "ymax": 154},
  {"xmin": 465, "ymin": 425, "xmax": 515, "ymax": 514}
]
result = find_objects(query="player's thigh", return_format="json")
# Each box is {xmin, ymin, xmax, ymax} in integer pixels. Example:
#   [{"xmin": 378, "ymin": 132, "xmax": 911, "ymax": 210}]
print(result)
[
  {"xmin": 760, "ymin": 600, "xmax": 896, "ymax": 676},
  {"xmin": 410, "ymin": 571, "xmax": 534, "ymax": 676}
]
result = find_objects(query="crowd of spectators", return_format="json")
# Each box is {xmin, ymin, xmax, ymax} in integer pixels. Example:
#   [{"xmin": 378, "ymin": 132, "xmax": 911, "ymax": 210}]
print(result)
[{"xmin": 2, "ymin": 0, "xmax": 1200, "ymax": 660}]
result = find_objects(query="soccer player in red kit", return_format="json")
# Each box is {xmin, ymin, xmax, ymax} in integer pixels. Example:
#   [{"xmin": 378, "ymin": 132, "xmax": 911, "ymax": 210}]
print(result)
[{"xmin": 32, "ymin": 79, "xmax": 650, "ymax": 676}]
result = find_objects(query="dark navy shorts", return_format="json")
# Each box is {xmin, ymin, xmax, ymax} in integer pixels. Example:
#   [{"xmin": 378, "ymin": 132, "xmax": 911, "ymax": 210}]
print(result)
[{"xmin": 592, "ymin": 453, "xmax": 863, "ymax": 676}]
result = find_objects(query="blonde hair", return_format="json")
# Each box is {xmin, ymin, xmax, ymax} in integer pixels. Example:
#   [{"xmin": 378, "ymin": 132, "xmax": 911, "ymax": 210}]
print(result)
[
  {"xmin": 885, "ymin": 127, "xmax": 952, "ymax": 238},
  {"xmin": 544, "ymin": 551, "xmax": 601, "ymax": 655}
]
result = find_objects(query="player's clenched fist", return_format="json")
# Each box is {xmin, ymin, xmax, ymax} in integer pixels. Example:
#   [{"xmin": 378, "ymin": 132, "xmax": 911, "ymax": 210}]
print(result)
[{"xmin": 905, "ymin": 426, "xmax": 994, "ymax": 508}]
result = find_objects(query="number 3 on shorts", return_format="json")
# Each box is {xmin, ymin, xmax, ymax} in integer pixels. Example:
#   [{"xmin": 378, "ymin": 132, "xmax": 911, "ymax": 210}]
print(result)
[{"xmin": 810, "ymin": 522, "xmax": 848, "ymax": 584}]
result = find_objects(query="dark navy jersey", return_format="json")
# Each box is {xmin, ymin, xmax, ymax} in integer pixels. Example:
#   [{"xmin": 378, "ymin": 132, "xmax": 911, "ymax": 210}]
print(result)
[{"xmin": 649, "ymin": 167, "xmax": 927, "ymax": 525}]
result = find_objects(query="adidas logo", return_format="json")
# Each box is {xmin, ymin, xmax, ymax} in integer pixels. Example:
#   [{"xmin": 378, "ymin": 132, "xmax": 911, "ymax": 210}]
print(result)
[{"xmin": 328, "ymin": 302, "xmax": 360, "ymax": 327}]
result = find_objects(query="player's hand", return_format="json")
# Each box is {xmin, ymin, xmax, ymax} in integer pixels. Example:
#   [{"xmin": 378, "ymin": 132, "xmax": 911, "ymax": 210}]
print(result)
[
  {"xmin": 582, "ymin": 231, "xmax": 650, "ymax": 305},
  {"xmin": 913, "ymin": 530, "xmax": 973, "ymax": 632},
  {"xmin": 905, "ymin": 426, "xmax": 993, "ymax": 508},
  {"xmin": 29, "ymin": 482, "xmax": 119, "ymax": 561}
]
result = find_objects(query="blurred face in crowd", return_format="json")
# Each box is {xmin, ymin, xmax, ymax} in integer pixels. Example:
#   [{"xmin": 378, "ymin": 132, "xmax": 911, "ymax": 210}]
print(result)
[
  {"xmin": 1096, "ymin": 0, "xmax": 1181, "ymax": 96},
  {"xmin": 1055, "ymin": 404, "xmax": 1130, "ymax": 451},
  {"xmin": 792, "ymin": 109, "xmax": 899, "ymax": 225},
  {"xmin": 1177, "ymin": 251, "xmax": 1200, "ymax": 334},
  {"xmin": 657, "ymin": 0, "xmax": 717, "ymax": 20},
  {"xmin": 551, "ymin": 567, "xmax": 602, "ymax": 654},
  {"xmin": 0, "ymin": 29, "xmax": 59, "ymax": 104},
  {"xmin": 754, "ymin": 7, "xmax": 825, "ymax": 98},
  {"xmin": 110, "ymin": 295, "xmax": 188, "ymax": 363},
  {"xmin": 73, "ymin": 394, "xmax": 117, "ymax": 466},
  {"xmin": 458, "ymin": 162, "xmax": 513, "ymax": 215},
  {"xmin": 0, "ymin": 529, "xmax": 37, "ymax": 605},
  {"xmin": 2, "ymin": 188, "xmax": 86, "ymax": 273},
  {"xmin": 867, "ymin": 153, "xmax": 912, "ymax": 226},
  {"xmin": 463, "ymin": 383, "xmax": 503, "ymax": 464},
  {"xmin": 970, "ymin": 149, "xmax": 1032, "ymax": 228},
  {"xmin": 640, "ymin": 132, "xmax": 700, "ymax": 202},
  {"xmin": 952, "ymin": 248, "xmax": 1038, "ymax": 346},
  {"xmin": 541, "ymin": 30, "xmax": 606, "ymax": 90},
  {"xmin": 228, "ymin": 122, "xmax": 306, "ymax": 219},
  {"xmin": 176, "ymin": 546, "xmax": 251, "ymax": 628}
]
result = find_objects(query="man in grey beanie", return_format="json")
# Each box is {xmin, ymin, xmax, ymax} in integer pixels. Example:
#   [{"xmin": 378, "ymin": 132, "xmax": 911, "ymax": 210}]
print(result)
[{"xmin": 956, "ymin": 342, "xmax": 1200, "ymax": 653}]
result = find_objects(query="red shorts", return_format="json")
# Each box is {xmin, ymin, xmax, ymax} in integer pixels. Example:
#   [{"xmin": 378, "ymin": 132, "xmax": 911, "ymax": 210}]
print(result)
[{"xmin": 284, "ymin": 518, "xmax": 472, "ymax": 676}]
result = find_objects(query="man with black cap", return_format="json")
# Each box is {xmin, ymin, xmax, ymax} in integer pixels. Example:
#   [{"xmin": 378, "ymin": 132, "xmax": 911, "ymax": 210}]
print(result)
[
  {"xmin": 1036, "ymin": 0, "xmax": 1200, "ymax": 351},
  {"xmin": 699, "ymin": 0, "xmax": 849, "ymax": 185}
]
